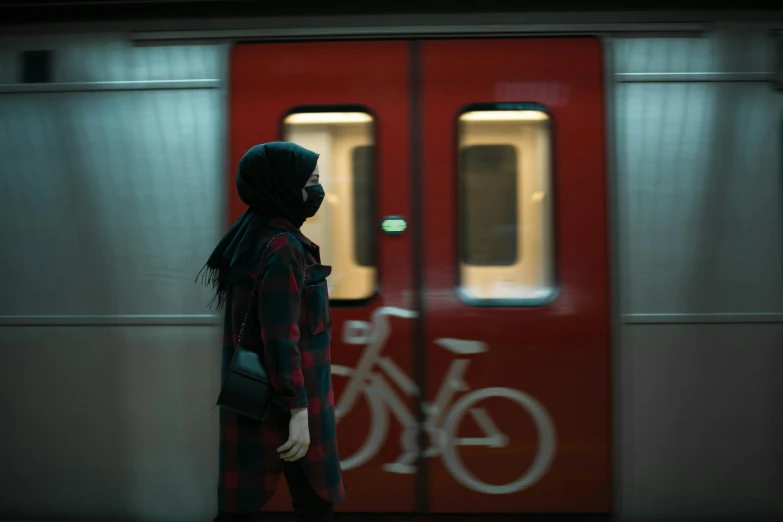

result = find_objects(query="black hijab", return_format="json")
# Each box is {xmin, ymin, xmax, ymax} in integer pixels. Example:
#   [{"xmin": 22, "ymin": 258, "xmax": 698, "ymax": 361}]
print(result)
[{"xmin": 198, "ymin": 142, "xmax": 320, "ymax": 309}]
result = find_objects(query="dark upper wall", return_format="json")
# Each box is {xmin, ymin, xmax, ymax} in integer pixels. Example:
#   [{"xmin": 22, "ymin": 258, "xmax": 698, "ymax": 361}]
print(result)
[{"xmin": 2, "ymin": 0, "xmax": 781, "ymax": 25}]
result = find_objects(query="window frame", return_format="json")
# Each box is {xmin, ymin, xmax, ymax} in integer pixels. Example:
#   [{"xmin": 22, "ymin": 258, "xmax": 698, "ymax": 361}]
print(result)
[
  {"xmin": 279, "ymin": 104, "xmax": 380, "ymax": 307},
  {"xmin": 453, "ymin": 102, "xmax": 560, "ymax": 308}
]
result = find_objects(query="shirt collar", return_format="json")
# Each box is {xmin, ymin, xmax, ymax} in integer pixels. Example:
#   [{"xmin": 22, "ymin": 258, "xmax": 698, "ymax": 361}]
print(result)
[{"xmin": 257, "ymin": 215, "xmax": 318, "ymax": 251}]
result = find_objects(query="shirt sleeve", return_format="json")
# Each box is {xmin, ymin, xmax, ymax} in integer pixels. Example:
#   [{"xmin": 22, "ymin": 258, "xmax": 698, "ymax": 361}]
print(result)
[{"xmin": 257, "ymin": 236, "xmax": 308, "ymax": 410}]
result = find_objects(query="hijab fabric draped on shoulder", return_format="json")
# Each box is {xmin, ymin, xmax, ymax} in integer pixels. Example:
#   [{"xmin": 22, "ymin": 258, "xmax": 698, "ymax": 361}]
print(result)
[{"xmin": 198, "ymin": 141, "xmax": 320, "ymax": 309}]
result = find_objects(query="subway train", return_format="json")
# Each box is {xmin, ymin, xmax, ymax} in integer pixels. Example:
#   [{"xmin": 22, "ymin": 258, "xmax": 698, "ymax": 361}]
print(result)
[{"xmin": 0, "ymin": 8, "xmax": 782, "ymax": 522}]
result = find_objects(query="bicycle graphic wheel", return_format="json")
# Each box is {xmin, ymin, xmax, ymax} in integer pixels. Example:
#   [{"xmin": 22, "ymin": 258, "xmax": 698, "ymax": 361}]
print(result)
[
  {"xmin": 441, "ymin": 387, "xmax": 556, "ymax": 495},
  {"xmin": 331, "ymin": 364, "xmax": 388, "ymax": 470}
]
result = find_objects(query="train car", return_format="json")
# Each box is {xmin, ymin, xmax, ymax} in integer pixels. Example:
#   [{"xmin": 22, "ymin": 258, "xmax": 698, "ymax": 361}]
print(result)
[{"xmin": 0, "ymin": 7, "xmax": 782, "ymax": 522}]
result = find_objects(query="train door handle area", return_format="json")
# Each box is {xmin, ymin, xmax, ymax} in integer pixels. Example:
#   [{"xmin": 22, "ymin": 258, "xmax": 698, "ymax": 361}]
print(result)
[{"xmin": 381, "ymin": 215, "xmax": 408, "ymax": 235}]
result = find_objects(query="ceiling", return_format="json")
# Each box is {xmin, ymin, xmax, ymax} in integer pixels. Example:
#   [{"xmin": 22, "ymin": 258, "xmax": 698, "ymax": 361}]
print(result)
[{"xmin": 2, "ymin": 0, "xmax": 780, "ymax": 25}]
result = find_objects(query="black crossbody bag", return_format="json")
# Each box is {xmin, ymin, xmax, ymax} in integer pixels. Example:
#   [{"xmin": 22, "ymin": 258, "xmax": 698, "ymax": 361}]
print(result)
[{"xmin": 215, "ymin": 232, "xmax": 301, "ymax": 421}]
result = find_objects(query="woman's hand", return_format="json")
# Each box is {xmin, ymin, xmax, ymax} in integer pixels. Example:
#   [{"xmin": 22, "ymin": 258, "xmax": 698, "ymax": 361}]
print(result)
[{"xmin": 277, "ymin": 407, "xmax": 310, "ymax": 462}]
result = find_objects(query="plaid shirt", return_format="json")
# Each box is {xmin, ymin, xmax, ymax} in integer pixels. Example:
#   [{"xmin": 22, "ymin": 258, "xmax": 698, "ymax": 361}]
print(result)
[{"xmin": 218, "ymin": 216, "xmax": 346, "ymax": 512}]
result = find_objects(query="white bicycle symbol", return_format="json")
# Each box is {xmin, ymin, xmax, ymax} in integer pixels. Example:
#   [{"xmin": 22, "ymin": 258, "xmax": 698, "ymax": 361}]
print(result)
[{"xmin": 332, "ymin": 306, "xmax": 556, "ymax": 495}]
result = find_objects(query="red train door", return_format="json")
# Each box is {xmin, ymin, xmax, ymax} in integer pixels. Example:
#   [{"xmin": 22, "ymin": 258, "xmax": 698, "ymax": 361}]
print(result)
[
  {"xmin": 230, "ymin": 37, "xmax": 610, "ymax": 515},
  {"xmin": 229, "ymin": 42, "xmax": 416, "ymax": 512},
  {"xmin": 419, "ymin": 38, "xmax": 611, "ymax": 512}
]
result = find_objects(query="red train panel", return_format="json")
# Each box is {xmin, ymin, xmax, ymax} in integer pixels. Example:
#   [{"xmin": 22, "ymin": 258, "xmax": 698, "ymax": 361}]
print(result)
[
  {"xmin": 420, "ymin": 38, "xmax": 611, "ymax": 512},
  {"xmin": 229, "ymin": 37, "xmax": 610, "ymax": 514}
]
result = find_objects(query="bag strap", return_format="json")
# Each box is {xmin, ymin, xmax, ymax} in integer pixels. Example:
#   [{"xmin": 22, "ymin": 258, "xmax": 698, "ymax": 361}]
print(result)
[{"xmin": 237, "ymin": 232, "xmax": 305, "ymax": 346}]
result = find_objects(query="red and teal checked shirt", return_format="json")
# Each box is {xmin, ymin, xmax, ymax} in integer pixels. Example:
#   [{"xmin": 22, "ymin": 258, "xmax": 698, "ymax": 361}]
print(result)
[{"xmin": 218, "ymin": 216, "xmax": 345, "ymax": 512}]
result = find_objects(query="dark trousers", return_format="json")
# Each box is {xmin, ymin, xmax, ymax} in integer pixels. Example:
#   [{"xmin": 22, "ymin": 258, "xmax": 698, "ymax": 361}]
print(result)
[{"xmin": 215, "ymin": 461, "xmax": 333, "ymax": 522}]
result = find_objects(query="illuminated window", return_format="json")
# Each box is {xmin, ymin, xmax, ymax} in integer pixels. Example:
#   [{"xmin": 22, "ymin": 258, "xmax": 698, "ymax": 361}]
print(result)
[
  {"xmin": 458, "ymin": 106, "xmax": 555, "ymax": 304},
  {"xmin": 283, "ymin": 110, "xmax": 376, "ymax": 301}
]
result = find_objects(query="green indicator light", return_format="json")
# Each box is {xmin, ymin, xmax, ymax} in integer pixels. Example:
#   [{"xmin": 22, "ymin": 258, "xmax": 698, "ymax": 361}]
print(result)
[{"xmin": 381, "ymin": 216, "xmax": 407, "ymax": 235}]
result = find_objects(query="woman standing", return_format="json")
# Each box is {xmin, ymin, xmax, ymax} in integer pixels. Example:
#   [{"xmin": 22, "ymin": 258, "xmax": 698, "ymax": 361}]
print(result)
[{"xmin": 200, "ymin": 142, "xmax": 345, "ymax": 522}]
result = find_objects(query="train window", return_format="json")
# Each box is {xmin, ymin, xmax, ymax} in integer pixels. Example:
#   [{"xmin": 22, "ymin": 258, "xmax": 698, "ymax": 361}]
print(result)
[
  {"xmin": 283, "ymin": 110, "xmax": 376, "ymax": 301},
  {"xmin": 460, "ymin": 144, "xmax": 519, "ymax": 266},
  {"xmin": 352, "ymin": 145, "xmax": 375, "ymax": 268},
  {"xmin": 457, "ymin": 108, "xmax": 555, "ymax": 304}
]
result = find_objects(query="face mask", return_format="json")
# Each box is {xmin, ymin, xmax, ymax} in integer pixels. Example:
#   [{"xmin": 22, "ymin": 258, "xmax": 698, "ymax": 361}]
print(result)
[{"xmin": 303, "ymin": 184, "xmax": 325, "ymax": 218}]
